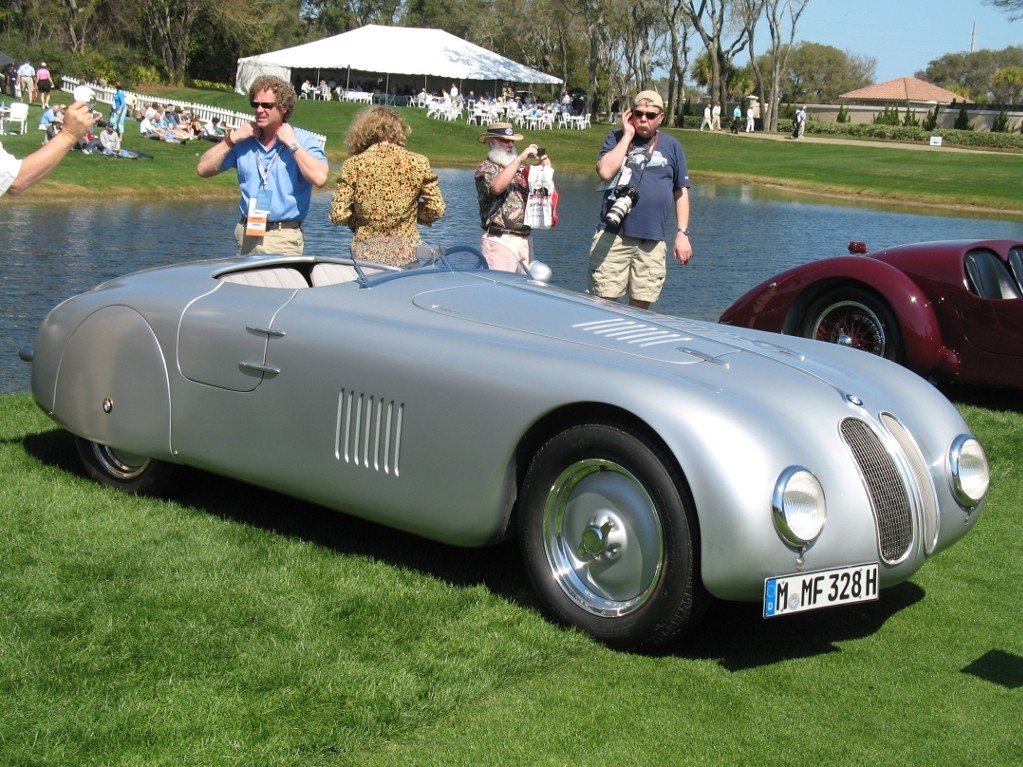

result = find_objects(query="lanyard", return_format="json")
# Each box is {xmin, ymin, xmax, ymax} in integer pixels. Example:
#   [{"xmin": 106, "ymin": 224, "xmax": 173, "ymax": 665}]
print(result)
[{"xmin": 256, "ymin": 146, "xmax": 281, "ymax": 190}]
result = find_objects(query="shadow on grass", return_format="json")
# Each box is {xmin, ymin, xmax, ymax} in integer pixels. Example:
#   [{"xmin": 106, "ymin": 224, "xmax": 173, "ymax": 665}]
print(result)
[
  {"xmin": 23, "ymin": 427, "xmax": 925, "ymax": 666},
  {"xmin": 670, "ymin": 584, "xmax": 924, "ymax": 669},
  {"xmin": 939, "ymin": 382, "xmax": 1023, "ymax": 413}
]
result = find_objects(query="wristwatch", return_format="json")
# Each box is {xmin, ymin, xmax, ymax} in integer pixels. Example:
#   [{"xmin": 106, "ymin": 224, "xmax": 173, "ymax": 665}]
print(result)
[
  {"xmin": 288, "ymin": 141, "xmax": 300, "ymax": 152},
  {"xmin": 679, "ymin": 226, "xmax": 690, "ymax": 236}
]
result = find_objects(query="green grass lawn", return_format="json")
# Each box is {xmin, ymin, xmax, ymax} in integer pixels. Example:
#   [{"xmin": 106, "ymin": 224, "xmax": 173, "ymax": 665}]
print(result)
[
  {"xmin": 5, "ymin": 89, "xmax": 1023, "ymax": 216},
  {"xmin": 1, "ymin": 387, "xmax": 1021, "ymax": 766}
]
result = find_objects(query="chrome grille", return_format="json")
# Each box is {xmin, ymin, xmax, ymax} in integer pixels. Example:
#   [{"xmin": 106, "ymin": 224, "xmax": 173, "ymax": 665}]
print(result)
[
  {"xmin": 881, "ymin": 413, "xmax": 939, "ymax": 554},
  {"xmin": 840, "ymin": 418, "xmax": 913, "ymax": 563}
]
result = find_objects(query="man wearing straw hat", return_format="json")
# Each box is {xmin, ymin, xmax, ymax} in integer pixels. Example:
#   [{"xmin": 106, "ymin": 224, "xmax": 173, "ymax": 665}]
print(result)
[{"xmin": 474, "ymin": 121, "xmax": 551, "ymax": 272}]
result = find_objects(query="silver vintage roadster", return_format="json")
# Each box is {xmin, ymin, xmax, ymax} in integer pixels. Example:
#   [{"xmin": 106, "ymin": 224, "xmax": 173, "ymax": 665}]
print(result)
[{"xmin": 22, "ymin": 245, "xmax": 989, "ymax": 651}]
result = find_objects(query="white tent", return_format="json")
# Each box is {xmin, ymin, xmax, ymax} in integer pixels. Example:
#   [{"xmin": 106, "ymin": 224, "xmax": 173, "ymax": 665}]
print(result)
[{"xmin": 235, "ymin": 25, "xmax": 562, "ymax": 95}]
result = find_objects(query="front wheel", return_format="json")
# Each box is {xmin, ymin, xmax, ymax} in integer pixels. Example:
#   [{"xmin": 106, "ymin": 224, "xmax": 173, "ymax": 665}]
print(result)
[
  {"xmin": 518, "ymin": 422, "xmax": 704, "ymax": 652},
  {"xmin": 800, "ymin": 288, "xmax": 903, "ymax": 362},
  {"xmin": 74, "ymin": 436, "xmax": 177, "ymax": 495}
]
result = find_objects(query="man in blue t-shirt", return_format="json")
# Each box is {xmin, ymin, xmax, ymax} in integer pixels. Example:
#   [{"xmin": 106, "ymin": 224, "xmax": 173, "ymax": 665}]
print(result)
[{"xmin": 588, "ymin": 90, "xmax": 693, "ymax": 309}]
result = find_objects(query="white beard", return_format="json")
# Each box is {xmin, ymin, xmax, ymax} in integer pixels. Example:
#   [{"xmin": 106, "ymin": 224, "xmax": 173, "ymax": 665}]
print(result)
[{"xmin": 488, "ymin": 144, "xmax": 517, "ymax": 166}]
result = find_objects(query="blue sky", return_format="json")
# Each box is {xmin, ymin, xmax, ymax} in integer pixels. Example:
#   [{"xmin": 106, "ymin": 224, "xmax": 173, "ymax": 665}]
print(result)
[{"xmin": 750, "ymin": 0, "xmax": 1022, "ymax": 83}]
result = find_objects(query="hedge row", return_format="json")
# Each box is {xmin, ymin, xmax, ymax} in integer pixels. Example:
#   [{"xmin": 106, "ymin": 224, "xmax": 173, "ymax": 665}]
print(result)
[
  {"xmin": 671, "ymin": 114, "xmax": 1023, "ymax": 151},
  {"xmin": 803, "ymin": 121, "xmax": 1023, "ymax": 150}
]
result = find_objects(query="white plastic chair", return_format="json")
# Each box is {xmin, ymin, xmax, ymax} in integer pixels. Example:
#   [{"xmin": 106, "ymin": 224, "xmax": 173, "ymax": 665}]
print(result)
[{"xmin": 7, "ymin": 102, "xmax": 29, "ymax": 134}]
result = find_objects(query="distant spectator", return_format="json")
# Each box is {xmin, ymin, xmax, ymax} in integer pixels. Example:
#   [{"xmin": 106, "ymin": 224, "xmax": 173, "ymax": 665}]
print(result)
[
  {"xmin": 202, "ymin": 116, "xmax": 226, "ymax": 141},
  {"xmin": 38, "ymin": 104, "xmax": 63, "ymax": 136},
  {"xmin": 35, "ymin": 61, "xmax": 53, "ymax": 109},
  {"xmin": 700, "ymin": 103, "xmax": 712, "ymax": 131},
  {"xmin": 98, "ymin": 123, "xmax": 146, "ymax": 158},
  {"xmin": 17, "ymin": 60, "xmax": 35, "ymax": 103},
  {"xmin": 110, "ymin": 82, "xmax": 128, "ymax": 137}
]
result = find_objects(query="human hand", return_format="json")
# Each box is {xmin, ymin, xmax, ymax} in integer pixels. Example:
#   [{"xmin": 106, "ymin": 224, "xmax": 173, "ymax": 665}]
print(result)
[
  {"xmin": 232, "ymin": 121, "xmax": 257, "ymax": 144},
  {"xmin": 61, "ymin": 102, "xmax": 93, "ymax": 143},
  {"xmin": 276, "ymin": 121, "xmax": 298, "ymax": 148},
  {"xmin": 621, "ymin": 109, "xmax": 637, "ymax": 138},
  {"xmin": 673, "ymin": 230, "xmax": 693, "ymax": 265}
]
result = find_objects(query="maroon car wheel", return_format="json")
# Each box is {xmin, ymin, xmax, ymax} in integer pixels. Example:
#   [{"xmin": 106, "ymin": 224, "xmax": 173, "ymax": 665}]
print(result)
[{"xmin": 801, "ymin": 288, "xmax": 903, "ymax": 362}]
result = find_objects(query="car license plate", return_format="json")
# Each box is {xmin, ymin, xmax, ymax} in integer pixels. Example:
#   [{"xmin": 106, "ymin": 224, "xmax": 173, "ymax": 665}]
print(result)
[{"xmin": 764, "ymin": 563, "xmax": 879, "ymax": 618}]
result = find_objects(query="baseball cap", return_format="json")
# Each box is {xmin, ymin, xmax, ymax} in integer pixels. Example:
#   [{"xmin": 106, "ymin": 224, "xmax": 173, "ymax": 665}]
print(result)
[{"xmin": 632, "ymin": 90, "xmax": 665, "ymax": 110}]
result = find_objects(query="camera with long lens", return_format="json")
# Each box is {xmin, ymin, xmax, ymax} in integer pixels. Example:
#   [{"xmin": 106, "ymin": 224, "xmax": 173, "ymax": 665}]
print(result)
[{"xmin": 604, "ymin": 185, "xmax": 639, "ymax": 227}]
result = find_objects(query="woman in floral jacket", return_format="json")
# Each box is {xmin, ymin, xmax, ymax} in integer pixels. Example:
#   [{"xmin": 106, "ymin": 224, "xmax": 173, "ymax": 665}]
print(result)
[{"xmin": 329, "ymin": 107, "xmax": 446, "ymax": 266}]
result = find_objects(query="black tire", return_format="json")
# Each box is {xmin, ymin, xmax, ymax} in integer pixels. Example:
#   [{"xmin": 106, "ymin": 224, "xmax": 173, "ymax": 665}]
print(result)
[
  {"xmin": 74, "ymin": 435, "xmax": 177, "ymax": 495},
  {"xmin": 518, "ymin": 422, "xmax": 704, "ymax": 652},
  {"xmin": 800, "ymin": 287, "xmax": 903, "ymax": 362}
]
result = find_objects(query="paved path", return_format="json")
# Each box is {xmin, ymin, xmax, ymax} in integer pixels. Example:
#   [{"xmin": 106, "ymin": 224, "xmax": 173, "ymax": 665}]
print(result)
[{"xmin": 729, "ymin": 128, "xmax": 1009, "ymax": 155}]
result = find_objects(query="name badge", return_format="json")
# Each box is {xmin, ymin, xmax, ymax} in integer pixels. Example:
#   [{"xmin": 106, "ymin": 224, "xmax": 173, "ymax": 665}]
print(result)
[{"xmin": 245, "ymin": 190, "xmax": 272, "ymax": 237}]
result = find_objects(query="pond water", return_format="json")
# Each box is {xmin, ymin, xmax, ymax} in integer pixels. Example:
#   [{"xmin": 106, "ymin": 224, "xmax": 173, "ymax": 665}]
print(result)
[{"xmin": 3, "ymin": 167, "xmax": 1022, "ymax": 394}]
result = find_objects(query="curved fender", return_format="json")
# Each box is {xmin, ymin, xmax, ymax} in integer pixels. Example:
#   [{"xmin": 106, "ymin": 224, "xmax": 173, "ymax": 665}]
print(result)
[
  {"xmin": 52, "ymin": 306, "xmax": 173, "ymax": 458},
  {"xmin": 722, "ymin": 256, "xmax": 951, "ymax": 376}
]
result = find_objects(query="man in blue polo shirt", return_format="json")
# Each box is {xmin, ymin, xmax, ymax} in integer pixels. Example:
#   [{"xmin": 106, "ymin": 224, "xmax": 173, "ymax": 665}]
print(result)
[{"xmin": 196, "ymin": 75, "xmax": 328, "ymax": 255}]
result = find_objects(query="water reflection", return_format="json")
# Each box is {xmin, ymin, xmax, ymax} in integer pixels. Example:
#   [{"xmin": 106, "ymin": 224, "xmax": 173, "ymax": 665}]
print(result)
[{"xmin": 3, "ymin": 168, "xmax": 1022, "ymax": 394}]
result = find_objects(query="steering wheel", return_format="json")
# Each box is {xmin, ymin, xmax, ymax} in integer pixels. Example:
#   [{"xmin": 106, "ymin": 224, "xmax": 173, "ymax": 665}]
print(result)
[{"xmin": 440, "ymin": 245, "xmax": 489, "ymax": 271}]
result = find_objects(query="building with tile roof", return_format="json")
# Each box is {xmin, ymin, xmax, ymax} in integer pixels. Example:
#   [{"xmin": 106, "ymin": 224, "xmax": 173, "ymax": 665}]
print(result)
[{"xmin": 839, "ymin": 77, "xmax": 971, "ymax": 105}]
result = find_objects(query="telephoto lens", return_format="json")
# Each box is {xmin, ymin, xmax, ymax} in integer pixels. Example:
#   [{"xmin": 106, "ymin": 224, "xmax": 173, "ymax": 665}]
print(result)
[{"xmin": 604, "ymin": 185, "xmax": 638, "ymax": 227}]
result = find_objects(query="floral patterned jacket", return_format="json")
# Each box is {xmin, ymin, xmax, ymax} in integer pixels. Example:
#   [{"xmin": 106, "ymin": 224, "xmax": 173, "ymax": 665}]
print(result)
[{"xmin": 329, "ymin": 143, "xmax": 446, "ymax": 265}]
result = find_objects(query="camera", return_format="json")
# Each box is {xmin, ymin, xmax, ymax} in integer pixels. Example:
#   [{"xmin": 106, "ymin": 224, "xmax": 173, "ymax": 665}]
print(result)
[
  {"xmin": 535, "ymin": 146, "xmax": 546, "ymax": 157},
  {"xmin": 604, "ymin": 185, "xmax": 639, "ymax": 228}
]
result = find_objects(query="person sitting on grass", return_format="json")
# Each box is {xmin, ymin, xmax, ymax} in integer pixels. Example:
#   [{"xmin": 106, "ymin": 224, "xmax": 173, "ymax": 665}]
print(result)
[
  {"xmin": 201, "ymin": 116, "xmax": 226, "ymax": 141},
  {"xmin": 98, "ymin": 123, "xmax": 149, "ymax": 158}
]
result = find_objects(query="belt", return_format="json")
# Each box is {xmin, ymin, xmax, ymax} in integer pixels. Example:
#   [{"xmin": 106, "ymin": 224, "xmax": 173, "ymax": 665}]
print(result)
[
  {"xmin": 240, "ymin": 217, "xmax": 302, "ymax": 230},
  {"xmin": 485, "ymin": 226, "xmax": 531, "ymax": 237}
]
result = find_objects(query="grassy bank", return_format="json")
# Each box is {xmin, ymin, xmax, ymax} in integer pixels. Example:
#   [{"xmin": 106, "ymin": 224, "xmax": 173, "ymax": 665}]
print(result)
[
  {"xmin": 5, "ymin": 88, "xmax": 1023, "ymax": 215},
  {"xmin": 1, "ymin": 387, "xmax": 1020, "ymax": 766}
]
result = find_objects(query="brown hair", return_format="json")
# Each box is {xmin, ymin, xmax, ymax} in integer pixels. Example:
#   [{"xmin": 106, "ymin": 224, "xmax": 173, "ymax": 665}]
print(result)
[
  {"xmin": 247, "ymin": 75, "xmax": 297, "ymax": 121},
  {"xmin": 344, "ymin": 106, "xmax": 410, "ymax": 155}
]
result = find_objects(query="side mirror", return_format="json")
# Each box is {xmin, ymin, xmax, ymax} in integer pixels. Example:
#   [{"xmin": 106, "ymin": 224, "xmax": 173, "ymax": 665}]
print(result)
[{"xmin": 526, "ymin": 260, "xmax": 552, "ymax": 283}]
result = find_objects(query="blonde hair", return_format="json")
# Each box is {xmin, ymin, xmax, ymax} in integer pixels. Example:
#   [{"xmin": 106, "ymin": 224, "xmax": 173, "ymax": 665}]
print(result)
[{"xmin": 345, "ymin": 106, "xmax": 410, "ymax": 155}]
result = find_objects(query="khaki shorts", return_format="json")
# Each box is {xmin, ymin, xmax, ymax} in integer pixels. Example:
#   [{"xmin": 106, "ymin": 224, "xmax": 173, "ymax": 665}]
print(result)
[
  {"xmin": 234, "ymin": 222, "xmax": 304, "ymax": 256},
  {"xmin": 587, "ymin": 229, "xmax": 667, "ymax": 303}
]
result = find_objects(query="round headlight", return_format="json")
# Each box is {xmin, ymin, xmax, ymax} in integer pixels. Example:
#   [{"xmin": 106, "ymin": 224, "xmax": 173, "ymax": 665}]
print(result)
[
  {"xmin": 772, "ymin": 467, "xmax": 827, "ymax": 548},
  {"xmin": 949, "ymin": 435, "xmax": 989, "ymax": 509}
]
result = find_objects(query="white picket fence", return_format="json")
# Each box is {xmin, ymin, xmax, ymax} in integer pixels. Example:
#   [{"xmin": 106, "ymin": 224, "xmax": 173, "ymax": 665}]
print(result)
[{"xmin": 60, "ymin": 76, "xmax": 327, "ymax": 147}]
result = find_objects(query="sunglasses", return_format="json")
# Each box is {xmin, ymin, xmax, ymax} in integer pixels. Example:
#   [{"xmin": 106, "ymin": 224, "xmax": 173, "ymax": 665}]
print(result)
[
  {"xmin": 250, "ymin": 100, "xmax": 277, "ymax": 110},
  {"xmin": 632, "ymin": 110, "xmax": 661, "ymax": 120}
]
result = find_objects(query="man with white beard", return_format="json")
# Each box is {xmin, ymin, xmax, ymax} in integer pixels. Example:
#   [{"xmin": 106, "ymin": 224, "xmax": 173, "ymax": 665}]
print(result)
[{"xmin": 474, "ymin": 122, "xmax": 551, "ymax": 271}]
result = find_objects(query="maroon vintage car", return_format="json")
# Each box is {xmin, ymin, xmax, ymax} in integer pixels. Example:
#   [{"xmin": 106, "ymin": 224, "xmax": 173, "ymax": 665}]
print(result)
[{"xmin": 719, "ymin": 239, "xmax": 1023, "ymax": 389}]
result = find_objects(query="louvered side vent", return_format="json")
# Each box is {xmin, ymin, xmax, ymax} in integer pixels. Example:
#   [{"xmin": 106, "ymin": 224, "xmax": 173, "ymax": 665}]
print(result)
[
  {"xmin": 880, "ymin": 413, "xmax": 939, "ymax": 555},
  {"xmin": 840, "ymin": 418, "xmax": 913, "ymax": 564},
  {"xmin": 335, "ymin": 389, "xmax": 403, "ymax": 476}
]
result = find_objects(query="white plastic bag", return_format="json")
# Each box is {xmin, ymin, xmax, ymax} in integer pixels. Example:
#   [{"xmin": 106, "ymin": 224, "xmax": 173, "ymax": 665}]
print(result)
[{"xmin": 524, "ymin": 165, "xmax": 557, "ymax": 230}]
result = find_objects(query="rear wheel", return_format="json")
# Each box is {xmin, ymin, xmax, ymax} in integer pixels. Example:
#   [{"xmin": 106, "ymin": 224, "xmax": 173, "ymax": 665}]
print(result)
[
  {"xmin": 74, "ymin": 436, "xmax": 176, "ymax": 495},
  {"xmin": 518, "ymin": 422, "xmax": 704, "ymax": 652},
  {"xmin": 800, "ymin": 288, "xmax": 903, "ymax": 362}
]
